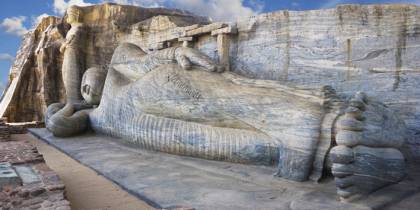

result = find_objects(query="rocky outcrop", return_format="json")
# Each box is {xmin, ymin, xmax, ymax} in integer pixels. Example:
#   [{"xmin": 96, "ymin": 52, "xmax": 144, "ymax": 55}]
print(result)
[
  {"xmin": 1, "ymin": 3, "xmax": 419, "ymax": 160},
  {"xmin": 0, "ymin": 16, "xmax": 68, "ymax": 123},
  {"xmin": 0, "ymin": 3, "xmax": 208, "ymax": 123}
]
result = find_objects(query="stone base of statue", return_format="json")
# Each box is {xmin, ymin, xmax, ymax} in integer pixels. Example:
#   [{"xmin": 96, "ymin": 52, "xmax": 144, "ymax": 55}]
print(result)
[{"xmin": 30, "ymin": 128, "xmax": 419, "ymax": 210}]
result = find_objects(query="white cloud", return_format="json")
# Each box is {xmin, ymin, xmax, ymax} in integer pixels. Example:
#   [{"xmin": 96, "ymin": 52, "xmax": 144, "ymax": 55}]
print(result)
[
  {"xmin": 0, "ymin": 16, "xmax": 29, "ymax": 36},
  {"xmin": 102, "ymin": 0, "xmax": 165, "ymax": 7},
  {"xmin": 102, "ymin": 0, "xmax": 263, "ymax": 21},
  {"xmin": 0, "ymin": 53, "xmax": 14, "ymax": 62},
  {"xmin": 53, "ymin": 0, "xmax": 93, "ymax": 15},
  {"xmin": 173, "ymin": 0, "xmax": 262, "ymax": 21},
  {"xmin": 32, "ymin": 13, "xmax": 51, "ymax": 28}
]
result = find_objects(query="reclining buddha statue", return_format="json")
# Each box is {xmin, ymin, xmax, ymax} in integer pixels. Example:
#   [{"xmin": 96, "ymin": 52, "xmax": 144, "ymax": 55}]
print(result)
[{"xmin": 46, "ymin": 6, "xmax": 407, "ymax": 202}]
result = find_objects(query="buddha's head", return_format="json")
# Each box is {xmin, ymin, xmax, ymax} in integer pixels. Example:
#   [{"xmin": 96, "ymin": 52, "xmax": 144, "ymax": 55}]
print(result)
[
  {"xmin": 81, "ymin": 67, "xmax": 106, "ymax": 105},
  {"xmin": 66, "ymin": 5, "xmax": 83, "ymax": 24}
]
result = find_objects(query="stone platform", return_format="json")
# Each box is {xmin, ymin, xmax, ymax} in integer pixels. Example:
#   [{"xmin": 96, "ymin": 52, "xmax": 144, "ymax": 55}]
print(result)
[{"xmin": 29, "ymin": 128, "xmax": 419, "ymax": 210}]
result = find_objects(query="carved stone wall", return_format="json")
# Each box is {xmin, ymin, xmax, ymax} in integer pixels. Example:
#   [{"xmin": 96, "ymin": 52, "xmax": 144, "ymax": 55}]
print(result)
[
  {"xmin": 1, "ymin": 4, "xmax": 419, "ymax": 158},
  {"xmin": 195, "ymin": 4, "xmax": 420, "ymax": 159},
  {"xmin": 0, "ymin": 3, "xmax": 208, "ymax": 122}
]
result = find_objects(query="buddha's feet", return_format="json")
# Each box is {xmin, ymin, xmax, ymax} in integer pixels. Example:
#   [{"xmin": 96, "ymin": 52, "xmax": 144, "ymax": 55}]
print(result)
[{"xmin": 330, "ymin": 92, "xmax": 406, "ymax": 201}]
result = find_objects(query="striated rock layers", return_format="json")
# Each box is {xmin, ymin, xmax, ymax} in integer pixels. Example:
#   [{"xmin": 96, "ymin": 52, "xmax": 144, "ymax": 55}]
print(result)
[
  {"xmin": 0, "ymin": 3, "xmax": 208, "ymax": 123},
  {"xmin": 1, "ymin": 3, "xmax": 420, "ymax": 159}
]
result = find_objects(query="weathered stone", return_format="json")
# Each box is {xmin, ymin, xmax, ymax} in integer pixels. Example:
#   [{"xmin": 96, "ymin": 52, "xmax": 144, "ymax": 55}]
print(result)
[
  {"xmin": 30, "ymin": 128, "xmax": 420, "ymax": 210},
  {"xmin": 0, "ymin": 126, "xmax": 11, "ymax": 141},
  {"xmin": 290, "ymin": 191, "xmax": 371, "ymax": 210},
  {"xmin": 330, "ymin": 93, "xmax": 407, "ymax": 200},
  {"xmin": 178, "ymin": 36, "xmax": 194, "ymax": 42},
  {"xmin": 332, "ymin": 146, "xmax": 405, "ymax": 200},
  {"xmin": 29, "ymin": 187, "xmax": 46, "ymax": 197},
  {"xmin": 0, "ymin": 141, "xmax": 43, "ymax": 164},
  {"xmin": 227, "ymin": 4, "xmax": 420, "ymax": 160},
  {"xmin": 0, "ymin": 139, "xmax": 70, "ymax": 210},
  {"xmin": 18, "ymin": 190, "xmax": 29, "ymax": 198},
  {"xmin": 41, "ymin": 200, "xmax": 53, "ymax": 207},
  {"xmin": 4, "ymin": 6, "xmax": 420, "ymax": 160},
  {"xmin": 0, "ymin": 163, "xmax": 21, "ymax": 189},
  {"xmin": 0, "ymin": 16, "xmax": 64, "ymax": 123},
  {"xmin": 0, "ymin": 3, "xmax": 209, "ymax": 123},
  {"xmin": 216, "ymin": 33, "xmax": 231, "ymax": 71},
  {"xmin": 184, "ymin": 22, "xmax": 226, "ymax": 36},
  {"xmin": 14, "ymin": 165, "xmax": 41, "ymax": 185},
  {"xmin": 34, "ymin": 3, "xmax": 415, "ymax": 203},
  {"xmin": 211, "ymin": 26, "xmax": 237, "ymax": 36},
  {"xmin": 178, "ymin": 37, "xmax": 194, "ymax": 48},
  {"xmin": 3, "ymin": 121, "xmax": 45, "ymax": 135},
  {"xmin": 46, "ymin": 29, "xmax": 408, "ymax": 207},
  {"xmin": 1, "ymin": 2, "xmax": 418, "ymax": 206}
]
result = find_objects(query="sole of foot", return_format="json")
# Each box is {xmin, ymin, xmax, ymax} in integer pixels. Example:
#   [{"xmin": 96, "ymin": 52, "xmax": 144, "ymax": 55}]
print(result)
[{"xmin": 330, "ymin": 92, "xmax": 406, "ymax": 201}]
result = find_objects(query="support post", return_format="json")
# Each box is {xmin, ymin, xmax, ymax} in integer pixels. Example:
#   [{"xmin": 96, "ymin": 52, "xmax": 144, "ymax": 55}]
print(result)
[
  {"xmin": 217, "ymin": 33, "xmax": 230, "ymax": 71},
  {"xmin": 178, "ymin": 37, "xmax": 194, "ymax": 48}
]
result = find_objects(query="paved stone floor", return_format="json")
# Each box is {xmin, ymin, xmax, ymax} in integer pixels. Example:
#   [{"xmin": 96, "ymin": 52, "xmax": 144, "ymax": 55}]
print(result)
[
  {"xmin": 0, "ymin": 140, "xmax": 43, "ymax": 164},
  {"xmin": 29, "ymin": 128, "xmax": 420, "ymax": 210},
  {"xmin": 0, "ymin": 134, "xmax": 70, "ymax": 209}
]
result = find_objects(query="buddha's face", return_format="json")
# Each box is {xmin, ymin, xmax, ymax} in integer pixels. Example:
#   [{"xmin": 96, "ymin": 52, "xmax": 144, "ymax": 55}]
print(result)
[{"xmin": 81, "ymin": 67, "xmax": 106, "ymax": 105}]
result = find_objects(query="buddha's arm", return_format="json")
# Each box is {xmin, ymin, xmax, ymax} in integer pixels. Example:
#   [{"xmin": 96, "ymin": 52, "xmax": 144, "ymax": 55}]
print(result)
[
  {"xmin": 45, "ymin": 103, "xmax": 93, "ymax": 137},
  {"xmin": 110, "ymin": 43, "xmax": 224, "ymax": 81},
  {"xmin": 142, "ymin": 47, "xmax": 223, "ymax": 72},
  {"xmin": 222, "ymin": 72, "xmax": 332, "ymax": 104}
]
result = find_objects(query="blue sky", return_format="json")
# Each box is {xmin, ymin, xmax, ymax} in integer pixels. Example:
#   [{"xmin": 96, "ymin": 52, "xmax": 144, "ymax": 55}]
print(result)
[{"xmin": 0, "ymin": 0, "xmax": 419, "ymax": 87}]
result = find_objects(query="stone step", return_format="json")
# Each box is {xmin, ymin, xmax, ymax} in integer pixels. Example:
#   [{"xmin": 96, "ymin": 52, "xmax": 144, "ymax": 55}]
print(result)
[{"xmin": 0, "ymin": 162, "xmax": 22, "ymax": 189}]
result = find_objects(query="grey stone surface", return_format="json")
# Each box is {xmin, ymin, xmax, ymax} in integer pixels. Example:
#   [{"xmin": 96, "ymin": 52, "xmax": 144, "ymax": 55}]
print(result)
[
  {"xmin": 330, "ymin": 92, "xmax": 407, "ymax": 200},
  {"xmin": 290, "ymin": 191, "xmax": 371, "ymax": 210},
  {"xmin": 0, "ymin": 3, "xmax": 209, "ymax": 122},
  {"xmin": 0, "ymin": 162, "xmax": 21, "ymax": 188},
  {"xmin": 14, "ymin": 165, "xmax": 41, "ymax": 185},
  {"xmin": 29, "ymin": 128, "xmax": 419, "ymax": 210},
  {"xmin": 220, "ymin": 5, "xmax": 420, "ymax": 160},
  {"xmin": 0, "ymin": 3, "xmax": 415, "ymax": 205},
  {"xmin": 1, "ymin": 4, "xmax": 419, "ymax": 161},
  {"xmin": 46, "ymin": 9, "xmax": 410, "ymax": 199}
]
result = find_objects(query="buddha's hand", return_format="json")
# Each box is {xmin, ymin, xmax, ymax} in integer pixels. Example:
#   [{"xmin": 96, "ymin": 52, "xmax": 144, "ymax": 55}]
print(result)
[
  {"xmin": 152, "ymin": 47, "xmax": 224, "ymax": 73},
  {"xmin": 174, "ymin": 47, "xmax": 224, "ymax": 72}
]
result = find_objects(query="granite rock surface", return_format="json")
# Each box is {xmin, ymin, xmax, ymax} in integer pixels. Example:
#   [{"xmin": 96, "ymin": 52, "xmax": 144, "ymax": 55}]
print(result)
[
  {"xmin": 1, "ymin": 3, "xmax": 419, "ymax": 159},
  {"xmin": 0, "ymin": 3, "xmax": 208, "ymax": 123}
]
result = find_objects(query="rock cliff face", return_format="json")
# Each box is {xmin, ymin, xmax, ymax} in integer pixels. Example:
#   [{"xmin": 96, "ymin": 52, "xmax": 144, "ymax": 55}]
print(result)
[
  {"xmin": 224, "ymin": 4, "xmax": 420, "ymax": 159},
  {"xmin": 1, "ymin": 3, "xmax": 419, "ymax": 158},
  {"xmin": 0, "ymin": 3, "xmax": 208, "ymax": 123},
  {"xmin": 183, "ymin": 4, "xmax": 420, "ymax": 159}
]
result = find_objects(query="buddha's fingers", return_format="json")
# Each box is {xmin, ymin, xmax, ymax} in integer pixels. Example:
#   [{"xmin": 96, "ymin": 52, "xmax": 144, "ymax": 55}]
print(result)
[
  {"xmin": 176, "ymin": 47, "xmax": 220, "ymax": 72},
  {"xmin": 175, "ymin": 54, "xmax": 192, "ymax": 70}
]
